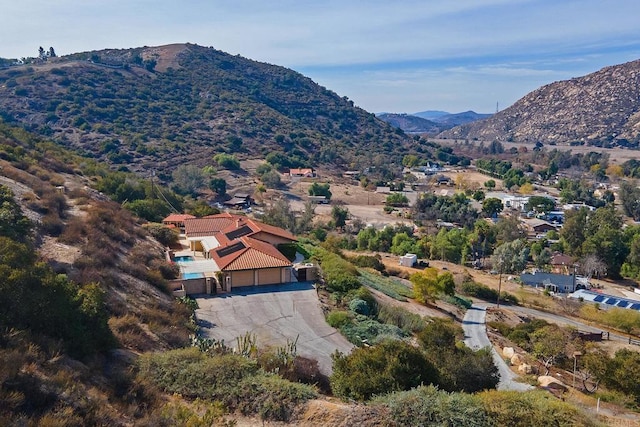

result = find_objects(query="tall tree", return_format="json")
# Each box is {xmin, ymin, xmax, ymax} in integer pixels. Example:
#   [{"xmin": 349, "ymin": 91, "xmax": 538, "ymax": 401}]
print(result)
[
  {"xmin": 410, "ymin": 268, "xmax": 455, "ymax": 304},
  {"xmin": 619, "ymin": 181, "xmax": 640, "ymax": 221},
  {"xmin": 560, "ymin": 208, "xmax": 588, "ymax": 255},
  {"xmin": 491, "ymin": 239, "xmax": 529, "ymax": 307},
  {"xmin": 530, "ymin": 325, "xmax": 571, "ymax": 375},
  {"xmin": 482, "ymin": 197, "xmax": 503, "ymax": 218},
  {"xmin": 331, "ymin": 205, "xmax": 348, "ymax": 228},
  {"xmin": 171, "ymin": 164, "xmax": 205, "ymax": 195},
  {"xmin": 525, "ymin": 196, "xmax": 555, "ymax": 213},
  {"xmin": 582, "ymin": 206, "xmax": 627, "ymax": 278},
  {"xmin": 494, "ymin": 215, "xmax": 524, "ymax": 245}
]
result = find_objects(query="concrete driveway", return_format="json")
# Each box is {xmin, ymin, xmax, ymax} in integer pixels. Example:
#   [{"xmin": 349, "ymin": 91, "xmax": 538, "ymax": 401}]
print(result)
[
  {"xmin": 463, "ymin": 304, "xmax": 533, "ymax": 391},
  {"xmin": 195, "ymin": 282, "xmax": 354, "ymax": 375}
]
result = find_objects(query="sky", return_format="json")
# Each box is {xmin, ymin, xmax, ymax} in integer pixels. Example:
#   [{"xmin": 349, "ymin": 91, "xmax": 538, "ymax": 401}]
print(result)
[{"xmin": 2, "ymin": 0, "xmax": 640, "ymax": 114}]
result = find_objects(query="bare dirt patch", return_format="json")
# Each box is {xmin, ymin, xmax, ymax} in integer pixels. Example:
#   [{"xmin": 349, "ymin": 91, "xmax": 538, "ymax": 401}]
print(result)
[
  {"xmin": 143, "ymin": 43, "xmax": 189, "ymax": 72},
  {"xmin": 39, "ymin": 236, "xmax": 82, "ymax": 265},
  {"xmin": 441, "ymin": 170, "xmax": 504, "ymax": 190},
  {"xmin": 287, "ymin": 180, "xmax": 413, "ymax": 228}
]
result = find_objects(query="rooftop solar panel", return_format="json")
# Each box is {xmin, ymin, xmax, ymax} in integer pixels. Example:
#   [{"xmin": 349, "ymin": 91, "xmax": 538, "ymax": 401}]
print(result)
[
  {"xmin": 225, "ymin": 225, "xmax": 253, "ymax": 240},
  {"xmin": 593, "ymin": 295, "xmax": 606, "ymax": 302},
  {"xmin": 605, "ymin": 298, "xmax": 617, "ymax": 305},
  {"xmin": 617, "ymin": 300, "xmax": 629, "ymax": 308},
  {"xmin": 631, "ymin": 303, "xmax": 640, "ymax": 310},
  {"xmin": 216, "ymin": 241, "xmax": 246, "ymax": 258}
]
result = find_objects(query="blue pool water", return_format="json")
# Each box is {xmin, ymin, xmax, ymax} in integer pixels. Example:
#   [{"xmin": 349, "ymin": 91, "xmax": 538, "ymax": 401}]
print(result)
[
  {"xmin": 174, "ymin": 255, "xmax": 195, "ymax": 262},
  {"xmin": 183, "ymin": 272, "xmax": 204, "ymax": 279}
]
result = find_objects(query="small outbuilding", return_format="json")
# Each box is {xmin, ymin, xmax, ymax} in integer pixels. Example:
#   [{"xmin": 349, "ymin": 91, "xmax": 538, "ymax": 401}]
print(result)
[{"xmin": 399, "ymin": 253, "xmax": 417, "ymax": 267}]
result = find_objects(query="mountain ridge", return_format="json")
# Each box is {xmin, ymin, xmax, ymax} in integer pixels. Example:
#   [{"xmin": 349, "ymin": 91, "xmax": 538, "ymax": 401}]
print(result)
[
  {"xmin": 0, "ymin": 43, "xmax": 416, "ymax": 178},
  {"xmin": 378, "ymin": 110, "xmax": 492, "ymax": 134},
  {"xmin": 439, "ymin": 58, "xmax": 640, "ymax": 146}
]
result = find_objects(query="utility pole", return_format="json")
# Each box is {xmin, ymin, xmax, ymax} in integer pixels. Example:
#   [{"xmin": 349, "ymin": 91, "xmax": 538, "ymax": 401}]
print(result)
[
  {"xmin": 150, "ymin": 169, "xmax": 156, "ymax": 199},
  {"xmin": 496, "ymin": 264, "xmax": 503, "ymax": 309}
]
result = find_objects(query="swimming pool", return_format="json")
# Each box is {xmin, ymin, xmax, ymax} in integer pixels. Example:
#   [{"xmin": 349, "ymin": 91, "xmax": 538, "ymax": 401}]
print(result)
[
  {"xmin": 183, "ymin": 272, "xmax": 204, "ymax": 279},
  {"xmin": 174, "ymin": 255, "xmax": 195, "ymax": 263}
]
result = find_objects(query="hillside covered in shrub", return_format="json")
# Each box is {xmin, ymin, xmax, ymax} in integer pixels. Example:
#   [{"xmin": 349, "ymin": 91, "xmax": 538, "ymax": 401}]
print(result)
[{"xmin": 0, "ymin": 43, "xmax": 421, "ymax": 180}]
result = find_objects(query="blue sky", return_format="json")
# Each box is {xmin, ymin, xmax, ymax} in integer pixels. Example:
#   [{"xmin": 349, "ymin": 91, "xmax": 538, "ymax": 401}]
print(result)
[{"xmin": 2, "ymin": 0, "xmax": 640, "ymax": 113}]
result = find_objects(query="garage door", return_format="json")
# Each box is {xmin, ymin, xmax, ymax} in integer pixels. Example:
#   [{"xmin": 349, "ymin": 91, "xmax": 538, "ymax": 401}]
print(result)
[
  {"xmin": 232, "ymin": 270, "xmax": 254, "ymax": 287},
  {"xmin": 258, "ymin": 268, "xmax": 282, "ymax": 285}
]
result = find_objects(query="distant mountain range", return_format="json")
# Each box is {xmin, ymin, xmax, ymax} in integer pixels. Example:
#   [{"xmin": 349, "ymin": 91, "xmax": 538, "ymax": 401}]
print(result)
[
  {"xmin": 439, "ymin": 58, "xmax": 640, "ymax": 146},
  {"xmin": 377, "ymin": 110, "xmax": 492, "ymax": 133}
]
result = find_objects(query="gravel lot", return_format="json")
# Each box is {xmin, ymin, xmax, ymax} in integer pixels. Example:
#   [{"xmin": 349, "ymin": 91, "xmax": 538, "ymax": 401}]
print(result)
[{"xmin": 195, "ymin": 282, "xmax": 354, "ymax": 375}]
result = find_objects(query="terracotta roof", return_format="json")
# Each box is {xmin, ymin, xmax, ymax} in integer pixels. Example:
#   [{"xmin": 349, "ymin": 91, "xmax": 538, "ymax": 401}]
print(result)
[
  {"xmin": 210, "ymin": 236, "xmax": 292, "ymax": 271},
  {"xmin": 183, "ymin": 214, "xmax": 237, "ymax": 237},
  {"xmin": 163, "ymin": 213, "xmax": 196, "ymax": 222},
  {"xmin": 184, "ymin": 213, "xmax": 296, "ymax": 242},
  {"xmin": 246, "ymin": 219, "xmax": 296, "ymax": 242},
  {"xmin": 290, "ymin": 168, "xmax": 314, "ymax": 175}
]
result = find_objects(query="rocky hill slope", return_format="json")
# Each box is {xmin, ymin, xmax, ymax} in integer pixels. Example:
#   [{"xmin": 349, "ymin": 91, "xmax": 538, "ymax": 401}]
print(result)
[
  {"xmin": 0, "ymin": 44, "xmax": 414, "ymax": 178},
  {"xmin": 440, "ymin": 59, "xmax": 640, "ymax": 146},
  {"xmin": 0, "ymin": 121, "xmax": 201, "ymax": 424}
]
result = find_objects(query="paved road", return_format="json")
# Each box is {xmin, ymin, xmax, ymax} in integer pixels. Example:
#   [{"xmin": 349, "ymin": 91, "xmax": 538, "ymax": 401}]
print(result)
[
  {"xmin": 195, "ymin": 282, "xmax": 354, "ymax": 375},
  {"xmin": 503, "ymin": 304, "xmax": 627, "ymax": 343},
  {"xmin": 463, "ymin": 304, "xmax": 533, "ymax": 391}
]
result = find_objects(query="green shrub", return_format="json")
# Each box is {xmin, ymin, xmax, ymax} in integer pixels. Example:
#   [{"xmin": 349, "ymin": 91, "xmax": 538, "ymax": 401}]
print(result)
[
  {"xmin": 213, "ymin": 153, "xmax": 240, "ymax": 170},
  {"xmin": 276, "ymin": 243, "xmax": 298, "ymax": 261},
  {"xmin": 314, "ymin": 250, "xmax": 360, "ymax": 293},
  {"xmin": 358, "ymin": 269, "xmax": 413, "ymax": 301},
  {"xmin": 377, "ymin": 304, "xmax": 427, "ymax": 333},
  {"xmin": 442, "ymin": 294, "xmax": 473, "ymax": 309},
  {"xmin": 487, "ymin": 321, "xmax": 512, "ymax": 337},
  {"xmin": 347, "ymin": 286, "xmax": 378, "ymax": 315},
  {"xmin": 138, "ymin": 348, "xmax": 316, "ymax": 421},
  {"xmin": 348, "ymin": 298, "xmax": 370, "ymax": 315},
  {"xmin": 479, "ymin": 390, "xmax": 599, "ymax": 427},
  {"xmin": 330, "ymin": 340, "xmax": 438, "ymax": 401},
  {"xmin": 348, "ymin": 254, "xmax": 385, "ymax": 272},
  {"xmin": 339, "ymin": 318, "xmax": 405, "ymax": 346},
  {"xmin": 326, "ymin": 310, "xmax": 352, "ymax": 328},
  {"xmin": 146, "ymin": 223, "xmax": 179, "ymax": 246},
  {"xmin": 376, "ymin": 385, "xmax": 491, "ymax": 427}
]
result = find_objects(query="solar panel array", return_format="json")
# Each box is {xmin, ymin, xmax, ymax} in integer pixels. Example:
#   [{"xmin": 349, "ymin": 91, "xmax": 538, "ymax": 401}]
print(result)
[
  {"xmin": 591, "ymin": 294, "xmax": 640, "ymax": 310},
  {"xmin": 216, "ymin": 241, "xmax": 246, "ymax": 258},
  {"xmin": 225, "ymin": 225, "xmax": 253, "ymax": 240}
]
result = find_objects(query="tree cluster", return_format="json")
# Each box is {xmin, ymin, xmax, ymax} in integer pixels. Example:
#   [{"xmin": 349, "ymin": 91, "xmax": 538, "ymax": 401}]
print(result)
[
  {"xmin": 413, "ymin": 192, "xmax": 478, "ymax": 228},
  {"xmin": 330, "ymin": 319, "xmax": 498, "ymax": 401}
]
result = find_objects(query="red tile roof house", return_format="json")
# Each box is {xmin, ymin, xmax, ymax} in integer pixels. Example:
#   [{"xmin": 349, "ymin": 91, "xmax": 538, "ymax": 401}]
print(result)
[
  {"xmin": 167, "ymin": 213, "xmax": 297, "ymax": 294},
  {"xmin": 162, "ymin": 213, "xmax": 195, "ymax": 233},
  {"xmin": 289, "ymin": 168, "xmax": 316, "ymax": 178}
]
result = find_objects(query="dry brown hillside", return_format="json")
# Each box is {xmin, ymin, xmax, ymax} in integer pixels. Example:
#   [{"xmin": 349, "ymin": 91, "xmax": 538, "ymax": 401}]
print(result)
[{"xmin": 441, "ymin": 58, "xmax": 640, "ymax": 146}]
